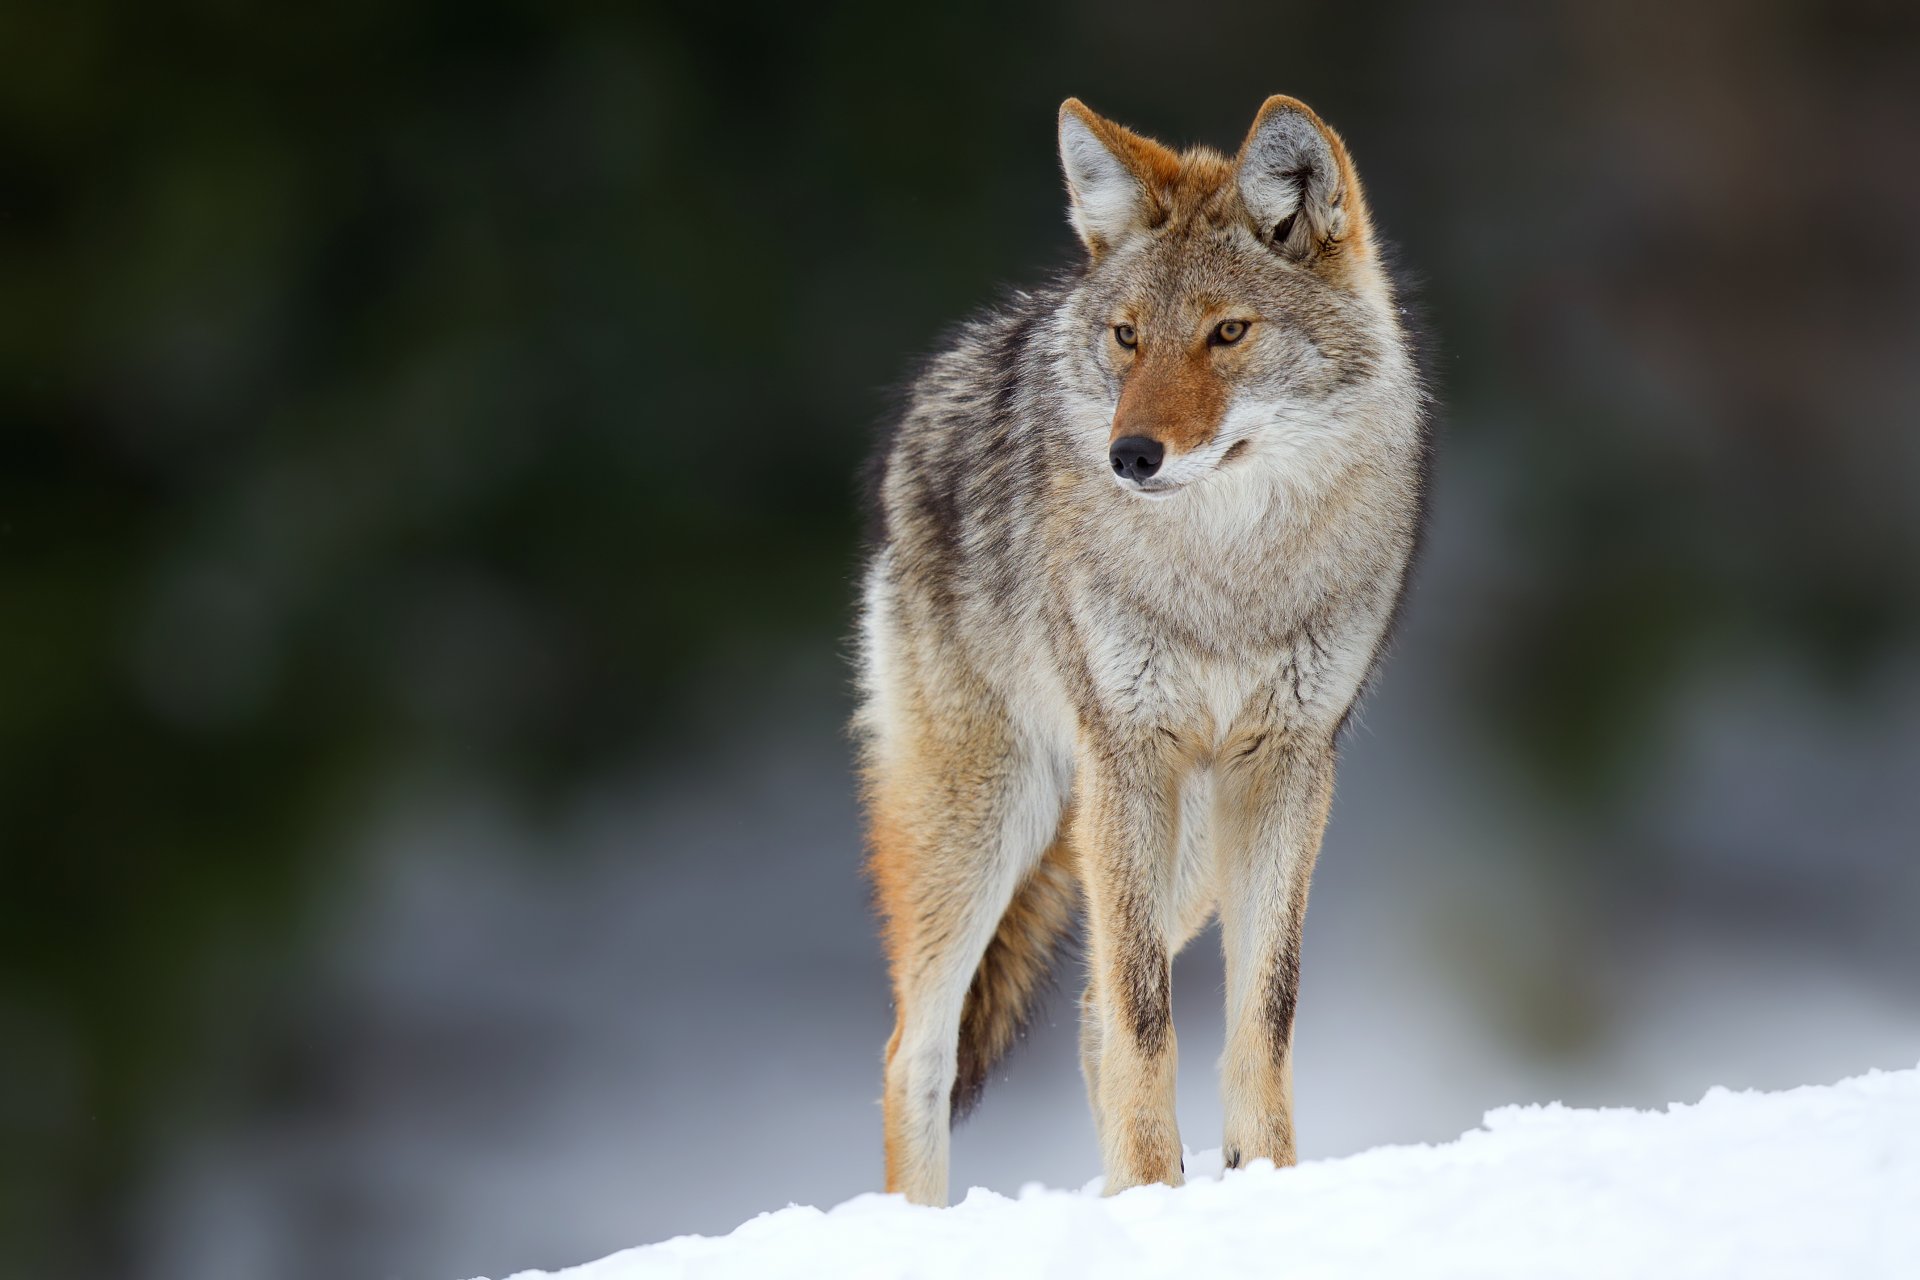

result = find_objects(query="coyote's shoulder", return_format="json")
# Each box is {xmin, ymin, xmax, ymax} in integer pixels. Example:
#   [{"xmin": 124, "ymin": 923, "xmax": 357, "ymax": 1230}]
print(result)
[{"xmin": 856, "ymin": 95, "xmax": 1430, "ymax": 1207}]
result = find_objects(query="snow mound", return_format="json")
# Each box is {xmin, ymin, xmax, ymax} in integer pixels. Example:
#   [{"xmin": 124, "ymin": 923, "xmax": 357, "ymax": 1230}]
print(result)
[{"xmin": 477, "ymin": 1065, "xmax": 1920, "ymax": 1279}]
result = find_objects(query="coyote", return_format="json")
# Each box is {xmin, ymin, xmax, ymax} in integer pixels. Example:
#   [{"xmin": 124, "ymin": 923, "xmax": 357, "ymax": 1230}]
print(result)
[{"xmin": 855, "ymin": 95, "xmax": 1429, "ymax": 1205}]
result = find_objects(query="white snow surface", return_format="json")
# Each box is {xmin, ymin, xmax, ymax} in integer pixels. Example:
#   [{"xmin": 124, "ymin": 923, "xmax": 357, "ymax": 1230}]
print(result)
[{"xmin": 476, "ymin": 1065, "xmax": 1920, "ymax": 1279}]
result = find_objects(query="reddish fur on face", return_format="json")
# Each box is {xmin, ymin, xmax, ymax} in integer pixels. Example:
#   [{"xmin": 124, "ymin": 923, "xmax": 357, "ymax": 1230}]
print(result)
[
  {"xmin": 1070, "ymin": 97, "xmax": 1375, "ymax": 458},
  {"xmin": 1110, "ymin": 342, "xmax": 1231, "ymax": 455}
]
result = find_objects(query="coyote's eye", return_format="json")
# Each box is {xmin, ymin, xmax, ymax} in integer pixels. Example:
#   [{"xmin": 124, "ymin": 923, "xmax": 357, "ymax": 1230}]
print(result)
[
  {"xmin": 1212, "ymin": 319, "xmax": 1249, "ymax": 346},
  {"xmin": 1113, "ymin": 323, "xmax": 1137, "ymax": 349}
]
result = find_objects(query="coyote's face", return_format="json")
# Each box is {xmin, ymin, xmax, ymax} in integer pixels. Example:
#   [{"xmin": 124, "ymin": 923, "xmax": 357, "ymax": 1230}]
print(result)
[{"xmin": 1054, "ymin": 98, "xmax": 1399, "ymax": 501}]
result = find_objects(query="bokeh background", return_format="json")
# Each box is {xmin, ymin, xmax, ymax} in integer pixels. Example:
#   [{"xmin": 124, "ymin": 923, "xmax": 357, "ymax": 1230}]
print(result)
[{"xmin": 5, "ymin": 1, "xmax": 1919, "ymax": 1277}]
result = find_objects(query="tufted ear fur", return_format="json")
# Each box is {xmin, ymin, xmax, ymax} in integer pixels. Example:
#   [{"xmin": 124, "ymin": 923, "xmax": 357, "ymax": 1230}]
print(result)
[
  {"xmin": 1235, "ymin": 96, "xmax": 1371, "ymax": 269},
  {"xmin": 1058, "ymin": 98, "xmax": 1181, "ymax": 258}
]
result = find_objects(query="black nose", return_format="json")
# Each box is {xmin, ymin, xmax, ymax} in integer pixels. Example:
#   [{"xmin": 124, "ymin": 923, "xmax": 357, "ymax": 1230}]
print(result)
[{"xmin": 1109, "ymin": 436, "xmax": 1165, "ymax": 482}]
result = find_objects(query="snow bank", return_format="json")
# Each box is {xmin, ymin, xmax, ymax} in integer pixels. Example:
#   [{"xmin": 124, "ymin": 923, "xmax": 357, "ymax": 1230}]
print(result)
[{"xmin": 477, "ymin": 1065, "xmax": 1920, "ymax": 1279}]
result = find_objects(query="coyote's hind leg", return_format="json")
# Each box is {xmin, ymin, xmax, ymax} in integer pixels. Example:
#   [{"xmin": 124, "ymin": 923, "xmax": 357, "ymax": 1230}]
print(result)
[{"xmin": 869, "ymin": 695, "xmax": 1065, "ymax": 1205}]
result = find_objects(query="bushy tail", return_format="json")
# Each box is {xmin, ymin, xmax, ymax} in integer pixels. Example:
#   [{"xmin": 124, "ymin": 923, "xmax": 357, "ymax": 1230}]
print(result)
[{"xmin": 951, "ymin": 833, "xmax": 1079, "ymax": 1120}]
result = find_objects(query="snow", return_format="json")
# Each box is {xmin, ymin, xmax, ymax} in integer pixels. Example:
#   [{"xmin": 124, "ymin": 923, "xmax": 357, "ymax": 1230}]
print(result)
[{"xmin": 474, "ymin": 1065, "xmax": 1920, "ymax": 1280}]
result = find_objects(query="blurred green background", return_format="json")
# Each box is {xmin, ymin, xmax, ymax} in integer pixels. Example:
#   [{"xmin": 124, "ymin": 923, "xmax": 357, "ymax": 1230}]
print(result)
[{"xmin": 4, "ymin": 2, "xmax": 1918, "ymax": 1277}]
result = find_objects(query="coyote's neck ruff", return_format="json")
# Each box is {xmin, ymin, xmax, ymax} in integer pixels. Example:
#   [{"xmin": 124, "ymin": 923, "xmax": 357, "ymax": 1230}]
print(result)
[{"xmin": 856, "ymin": 96, "xmax": 1429, "ymax": 1205}]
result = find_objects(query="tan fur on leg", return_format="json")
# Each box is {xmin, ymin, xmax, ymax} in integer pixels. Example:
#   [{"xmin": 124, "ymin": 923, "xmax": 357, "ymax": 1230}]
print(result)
[
  {"xmin": 1216, "ymin": 728, "xmax": 1334, "ymax": 1170},
  {"xmin": 1076, "ymin": 743, "xmax": 1190, "ymax": 1192},
  {"xmin": 867, "ymin": 674, "xmax": 1070, "ymax": 1205}
]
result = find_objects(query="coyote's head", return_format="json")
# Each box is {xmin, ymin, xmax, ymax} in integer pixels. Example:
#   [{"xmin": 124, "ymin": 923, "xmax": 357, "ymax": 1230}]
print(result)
[{"xmin": 1055, "ymin": 96, "xmax": 1404, "ymax": 500}]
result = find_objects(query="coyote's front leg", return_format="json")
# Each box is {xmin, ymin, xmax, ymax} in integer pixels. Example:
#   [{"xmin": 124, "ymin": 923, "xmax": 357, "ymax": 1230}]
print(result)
[
  {"xmin": 1076, "ymin": 733, "xmax": 1187, "ymax": 1193},
  {"xmin": 1214, "ymin": 725, "xmax": 1336, "ymax": 1170}
]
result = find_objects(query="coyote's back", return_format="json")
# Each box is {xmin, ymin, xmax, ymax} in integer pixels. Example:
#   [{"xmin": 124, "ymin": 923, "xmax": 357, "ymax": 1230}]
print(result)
[{"xmin": 856, "ymin": 95, "xmax": 1429, "ymax": 1205}]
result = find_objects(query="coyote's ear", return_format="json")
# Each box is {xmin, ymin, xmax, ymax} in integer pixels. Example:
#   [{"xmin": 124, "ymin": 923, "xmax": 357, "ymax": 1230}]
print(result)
[
  {"xmin": 1058, "ymin": 99, "xmax": 1180, "ymax": 258},
  {"xmin": 1236, "ymin": 96, "xmax": 1369, "ymax": 269}
]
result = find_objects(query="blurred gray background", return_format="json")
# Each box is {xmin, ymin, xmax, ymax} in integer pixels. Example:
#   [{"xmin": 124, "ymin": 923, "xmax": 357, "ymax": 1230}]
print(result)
[{"xmin": 3, "ymin": 2, "xmax": 1918, "ymax": 1278}]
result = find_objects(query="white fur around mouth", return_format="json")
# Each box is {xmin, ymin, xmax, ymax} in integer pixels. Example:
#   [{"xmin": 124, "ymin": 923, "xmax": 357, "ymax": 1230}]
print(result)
[{"xmin": 1115, "ymin": 477, "xmax": 1185, "ymax": 500}]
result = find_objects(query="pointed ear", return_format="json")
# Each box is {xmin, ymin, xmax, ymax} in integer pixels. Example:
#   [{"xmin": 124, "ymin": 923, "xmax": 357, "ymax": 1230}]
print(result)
[
  {"xmin": 1058, "ymin": 98, "xmax": 1180, "ymax": 258},
  {"xmin": 1236, "ymin": 96, "xmax": 1370, "ymax": 269}
]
